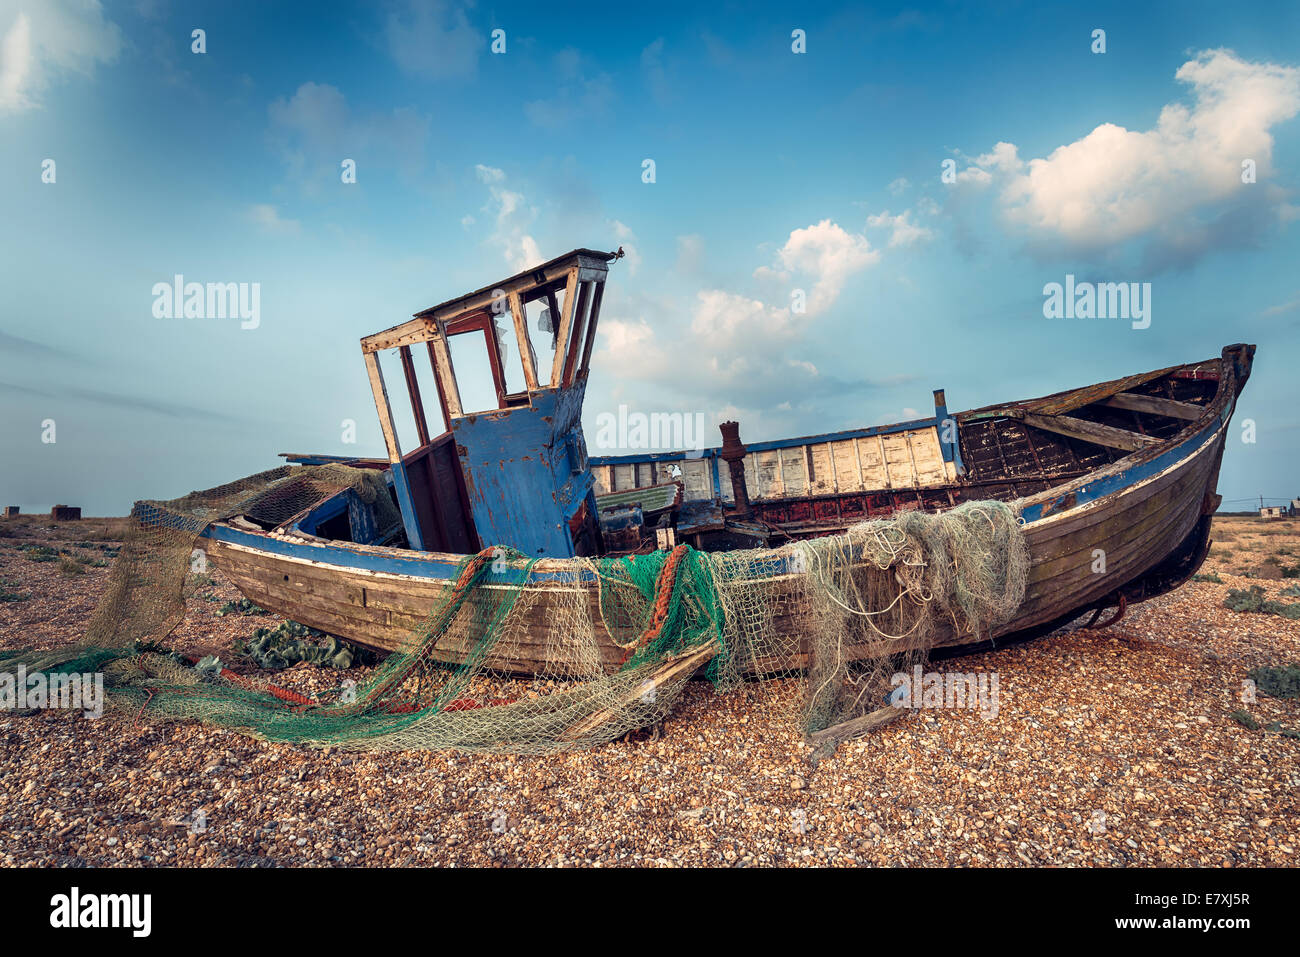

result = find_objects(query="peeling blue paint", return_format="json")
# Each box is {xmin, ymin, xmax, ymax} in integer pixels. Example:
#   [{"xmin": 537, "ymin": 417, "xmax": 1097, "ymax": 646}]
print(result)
[
  {"xmin": 451, "ymin": 384, "xmax": 595, "ymax": 556},
  {"xmin": 388, "ymin": 460, "xmax": 425, "ymax": 551}
]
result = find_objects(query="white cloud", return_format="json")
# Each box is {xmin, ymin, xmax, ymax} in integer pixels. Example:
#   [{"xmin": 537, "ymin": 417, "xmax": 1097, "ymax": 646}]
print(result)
[
  {"xmin": 888, "ymin": 177, "xmax": 910, "ymax": 195},
  {"xmin": 594, "ymin": 316, "xmax": 671, "ymax": 381},
  {"xmin": 952, "ymin": 144, "xmax": 1020, "ymax": 186},
  {"xmin": 513, "ymin": 235, "xmax": 543, "ymax": 272},
  {"xmin": 0, "ymin": 1, "xmax": 121, "ymax": 115},
  {"xmin": 955, "ymin": 166, "xmax": 992, "ymax": 186},
  {"xmin": 454, "ymin": 206, "xmax": 890, "ymax": 427},
  {"xmin": 915, "ymin": 196, "xmax": 940, "ymax": 216},
  {"xmin": 473, "ymin": 165, "xmax": 542, "ymax": 272},
  {"xmin": 866, "ymin": 208, "xmax": 934, "ymax": 247},
  {"xmin": 593, "ymin": 218, "xmax": 887, "ymax": 423},
  {"xmin": 471, "ymin": 165, "xmax": 636, "ymax": 275},
  {"xmin": 751, "ymin": 264, "xmax": 791, "ymax": 283},
  {"xmin": 956, "ymin": 50, "xmax": 1300, "ymax": 261},
  {"xmin": 384, "ymin": 0, "xmax": 481, "ymax": 80},
  {"xmin": 764, "ymin": 220, "xmax": 880, "ymax": 314},
  {"xmin": 0, "ymin": 12, "xmax": 32, "ymax": 112},
  {"xmin": 690, "ymin": 289, "xmax": 793, "ymax": 346}
]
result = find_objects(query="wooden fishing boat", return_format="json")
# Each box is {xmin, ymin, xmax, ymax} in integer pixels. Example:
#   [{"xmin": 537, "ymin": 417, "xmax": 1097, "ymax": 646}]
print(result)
[{"xmin": 196, "ymin": 248, "xmax": 1254, "ymax": 672}]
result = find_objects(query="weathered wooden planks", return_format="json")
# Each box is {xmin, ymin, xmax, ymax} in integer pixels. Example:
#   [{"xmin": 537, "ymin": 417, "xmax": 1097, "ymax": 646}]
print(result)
[
  {"xmin": 207, "ymin": 413, "xmax": 1222, "ymax": 673},
  {"xmin": 1102, "ymin": 392, "xmax": 1205, "ymax": 421},
  {"xmin": 1021, "ymin": 412, "xmax": 1159, "ymax": 453},
  {"xmin": 207, "ymin": 347, "xmax": 1245, "ymax": 675}
]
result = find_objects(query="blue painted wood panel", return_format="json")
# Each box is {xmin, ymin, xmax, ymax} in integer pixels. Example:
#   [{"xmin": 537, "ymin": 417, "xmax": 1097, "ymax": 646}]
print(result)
[{"xmin": 450, "ymin": 384, "xmax": 595, "ymax": 557}]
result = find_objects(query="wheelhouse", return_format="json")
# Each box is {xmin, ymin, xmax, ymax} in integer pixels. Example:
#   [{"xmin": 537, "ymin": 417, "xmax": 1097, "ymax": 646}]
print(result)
[{"xmin": 358, "ymin": 248, "xmax": 622, "ymax": 557}]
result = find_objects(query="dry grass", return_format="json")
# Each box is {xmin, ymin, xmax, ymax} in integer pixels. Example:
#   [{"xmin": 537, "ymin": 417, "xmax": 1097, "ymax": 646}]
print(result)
[{"xmin": 57, "ymin": 556, "xmax": 85, "ymax": 578}]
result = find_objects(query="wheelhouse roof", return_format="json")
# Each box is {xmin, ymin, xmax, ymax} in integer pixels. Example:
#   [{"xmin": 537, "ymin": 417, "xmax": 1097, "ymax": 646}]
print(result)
[
  {"xmin": 361, "ymin": 247, "xmax": 618, "ymax": 354},
  {"xmin": 414, "ymin": 247, "xmax": 618, "ymax": 319}
]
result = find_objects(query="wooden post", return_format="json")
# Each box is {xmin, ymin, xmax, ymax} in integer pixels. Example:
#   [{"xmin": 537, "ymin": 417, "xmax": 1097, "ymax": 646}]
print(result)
[
  {"xmin": 399, "ymin": 345, "xmax": 431, "ymax": 447},
  {"xmin": 480, "ymin": 315, "xmax": 509, "ymax": 407},
  {"xmin": 508, "ymin": 291, "xmax": 539, "ymax": 391},
  {"xmin": 562, "ymin": 281, "xmax": 592, "ymax": 387},
  {"xmin": 719, "ymin": 421, "xmax": 751, "ymax": 519},
  {"xmin": 364, "ymin": 351, "xmax": 424, "ymax": 550},
  {"xmin": 364, "ymin": 352, "xmax": 403, "ymax": 464},
  {"xmin": 578, "ymin": 279, "xmax": 606, "ymax": 377},
  {"xmin": 426, "ymin": 342, "xmax": 452, "ymax": 433},
  {"xmin": 549, "ymin": 268, "xmax": 580, "ymax": 388},
  {"xmin": 429, "ymin": 333, "xmax": 463, "ymax": 418}
]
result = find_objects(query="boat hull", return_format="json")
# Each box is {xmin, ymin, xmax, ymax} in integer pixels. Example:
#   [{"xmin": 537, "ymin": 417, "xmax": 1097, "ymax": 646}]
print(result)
[{"xmin": 201, "ymin": 347, "xmax": 1247, "ymax": 674}]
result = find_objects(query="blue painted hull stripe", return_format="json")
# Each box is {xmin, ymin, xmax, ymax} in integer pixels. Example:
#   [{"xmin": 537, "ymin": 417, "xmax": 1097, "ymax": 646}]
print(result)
[
  {"xmin": 202, "ymin": 523, "xmax": 579, "ymax": 584},
  {"xmin": 1018, "ymin": 403, "xmax": 1227, "ymax": 524}
]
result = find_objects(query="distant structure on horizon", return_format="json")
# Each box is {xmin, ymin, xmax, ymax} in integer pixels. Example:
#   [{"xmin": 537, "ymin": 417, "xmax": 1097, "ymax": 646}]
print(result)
[{"xmin": 1259, "ymin": 498, "xmax": 1298, "ymax": 519}]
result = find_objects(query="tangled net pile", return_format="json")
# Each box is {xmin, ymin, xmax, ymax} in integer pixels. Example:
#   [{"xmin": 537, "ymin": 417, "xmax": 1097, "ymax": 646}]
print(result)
[{"xmin": 0, "ymin": 467, "xmax": 1029, "ymax": 754}]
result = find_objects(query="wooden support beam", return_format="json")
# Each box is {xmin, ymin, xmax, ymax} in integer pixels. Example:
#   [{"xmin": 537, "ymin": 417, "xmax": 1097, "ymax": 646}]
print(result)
[
  {"xmin": 508, "ymin": 290, "xmax": 539, "ymax": 391},
  {"xmin": 361, "ymin": 317, "xmax": 436, "ymax": 354},
  {"xmin": 426, "ymin": 342, "xmax": 451, "ymax": 433},
  {"xmin": 542, "ymin": 288, "xmax": 562, "ymax": 384},
  {"xmin": 578, "ymin": 279, "xmax": 606, "ymax": 377},
  {"xmin": 1101, "ymin": 392, "xmax": 1204, "ymax": 421},
  {"xmin": 563, "ymin": 280, "xmax": 592, "ymax": 388},
  {"xmin": 1030, "ymin": 365, "xmax": 1179, "ymax": 416},
  {"xmin": 365, "ymin": 350, "xmax": 426, "ymax": 551},
  {"xmin": 480, "ymin": 316, "xmax": 509, "ymax": 408},
  {"xmin": 363, "ymin": 352, "xmax": 403, "ymax": 464},
  {"xmin": 398, "ymin": 346, "xmax": 430, "ymax": 447},
  {"xmin": 415, "ymin": 254, "xmax": 608, "ymax": 324},
  {"xmin": 1022, "ymin": 412, "xmax": 1159, "ymax": 453},
  {"xmin": 429, "ymin": 334, "xmax": 463, "ymax": 418},
  {"xmin": 549, "ymin": 268, "xmax": 580, "ymax": 388}
]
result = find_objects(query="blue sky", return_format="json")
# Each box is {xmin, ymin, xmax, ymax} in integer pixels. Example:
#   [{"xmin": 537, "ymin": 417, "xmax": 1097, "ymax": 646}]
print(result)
[{"xmin": 1, "ymin": 0, "xmax": 1298, "ymax": 515}]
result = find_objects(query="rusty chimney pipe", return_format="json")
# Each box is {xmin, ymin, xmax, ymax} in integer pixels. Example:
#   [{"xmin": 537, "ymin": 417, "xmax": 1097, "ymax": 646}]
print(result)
[{"xmin": 718, "ymin": 420, "xmax": 751, "ymax": 519}]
